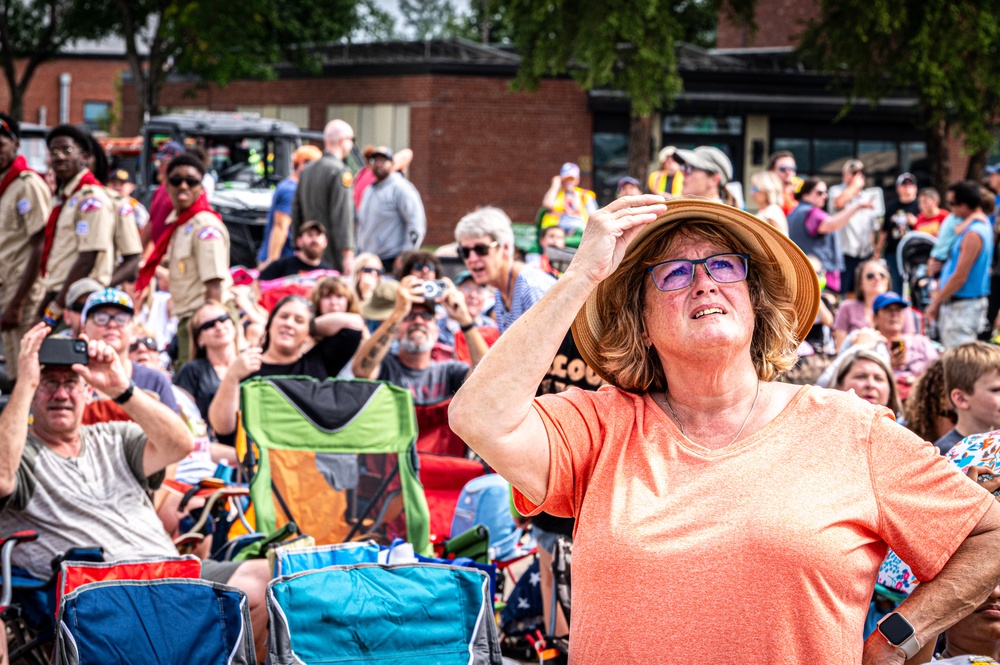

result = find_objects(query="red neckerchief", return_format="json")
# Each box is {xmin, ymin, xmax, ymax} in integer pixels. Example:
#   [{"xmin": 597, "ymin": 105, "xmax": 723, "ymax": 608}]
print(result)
[
  {"xmin": 135, "ymin": 194, "xmax": 221, "ymax": 292},
  {"xmin": 0, "ymin": 155, "xmax": 30, "ymax": 200},
  {"xmin": 39, "ymin": 169, "xmax": 101, "ymax": 276}
]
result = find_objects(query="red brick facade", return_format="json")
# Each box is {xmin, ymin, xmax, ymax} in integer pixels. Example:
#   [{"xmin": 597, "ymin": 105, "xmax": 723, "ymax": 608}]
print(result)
[
  {"xmin": 124, "ymin": 74, "xmax": 592, "ymax": 245},
  {"xmin": 717, "ymin": 0, "xmax": 818, "ymax": 49},
  {"xmin": 0, "ymin": 57, "xmax": 127, "ymax": 131}
]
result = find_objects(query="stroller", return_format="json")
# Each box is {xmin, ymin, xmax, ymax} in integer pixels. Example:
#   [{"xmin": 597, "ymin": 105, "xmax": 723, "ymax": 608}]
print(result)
[{"xmin": 897, "ymin": 231, "xmax": 937, "ymax": 313}]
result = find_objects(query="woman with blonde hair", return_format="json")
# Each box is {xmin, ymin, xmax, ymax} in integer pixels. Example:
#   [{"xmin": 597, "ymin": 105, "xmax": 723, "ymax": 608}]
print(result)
[
  {"xmin": 352, "ymin": 252, "xmax": 383, "ymax": 303},
  {"xmin": 750, "ymin": 170, "xmax": 788, "ymax": 235},
  {"xmin": 450, "ymin": 195, "xmax": 1000, "ymax": 662}
]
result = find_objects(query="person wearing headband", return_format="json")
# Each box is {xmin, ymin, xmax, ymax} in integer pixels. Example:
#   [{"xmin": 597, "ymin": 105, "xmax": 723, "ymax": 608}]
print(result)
[
  {"xmin": 450, "ymin": 195, "xmax": 1000, "ymax": 662},
  {"xmin": 0, "ymin": 112, "xmax": 52, "ymax": 380}
]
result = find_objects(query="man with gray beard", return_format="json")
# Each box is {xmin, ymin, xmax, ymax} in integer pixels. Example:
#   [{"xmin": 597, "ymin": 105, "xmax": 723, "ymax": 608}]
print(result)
[{"xmin": 351, "ymin": 275, "xmax": 486, "ymax": 405}]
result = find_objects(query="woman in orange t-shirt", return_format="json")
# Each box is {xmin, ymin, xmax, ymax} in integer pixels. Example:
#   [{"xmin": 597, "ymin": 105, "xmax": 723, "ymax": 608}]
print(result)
[{"xmin": 450, "ymin": 196, "xmax": 1000, "ymax": 663}]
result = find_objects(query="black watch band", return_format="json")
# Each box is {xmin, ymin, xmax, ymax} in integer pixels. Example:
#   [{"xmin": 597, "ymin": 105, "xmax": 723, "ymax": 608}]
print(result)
[
  {"xmin": 460, "ymin": 322, "xmax": 476, "ymax": 332},
  {"xmin": 113, "ymin": 380, "xmax": 135, "ymax": 405}
]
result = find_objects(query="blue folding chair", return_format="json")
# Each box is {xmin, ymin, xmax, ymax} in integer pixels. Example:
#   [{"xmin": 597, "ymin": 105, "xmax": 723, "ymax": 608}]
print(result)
[
  {"xmin": 53, "ymin": 577, "xmax": 255, "ymax": 665},
  {"xmin": 267, "ymin": 562, "xmax": 502, "ymax": 664}
]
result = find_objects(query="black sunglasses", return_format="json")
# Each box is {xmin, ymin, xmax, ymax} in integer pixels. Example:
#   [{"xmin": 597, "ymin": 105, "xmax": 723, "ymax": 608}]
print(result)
[
  {"xmin": 359, "ymin": 266, "xmax": 383, "ymax": 276},
  {"xmin": 196, "ymin": 313, "xmax": 231, "ymax": 334},
  {"xmin": 168, "ymin": 175, "xmax": 202, "ymax": 188},
  {"xmin": 412, "ymin": 262, "xmax": 435, "ymax": 272},
  {"xmin": 458, "ymin": 242, "xmax": 498, "ymax": 260},
  {"xmin": 129, "ymin": 337, "xmax": 158, "ymax": 353}
]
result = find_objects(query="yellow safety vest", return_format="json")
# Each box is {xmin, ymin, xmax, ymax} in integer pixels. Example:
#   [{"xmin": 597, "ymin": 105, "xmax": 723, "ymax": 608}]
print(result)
[
  {"xmin": 648, "ymin": 170, "xmax": 684, "ymax": 196},
  {"xmin": 540, "ymin": 187, "xmax": 597, "ymax": 232}
]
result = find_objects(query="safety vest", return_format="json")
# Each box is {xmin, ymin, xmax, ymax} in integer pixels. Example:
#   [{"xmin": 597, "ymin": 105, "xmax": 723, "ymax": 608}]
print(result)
[
  {"xmin": 540, "ymin": 187, "xmax": 597, "ymax": 233},
  {"xmin": 648, "ymin": 170, "xmax": 684, "ymax": 196}
]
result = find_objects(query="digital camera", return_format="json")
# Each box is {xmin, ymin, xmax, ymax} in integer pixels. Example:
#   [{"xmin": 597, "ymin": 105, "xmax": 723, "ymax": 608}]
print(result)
[{"xmin": 419, "ymin": 280, "xmax": 448, "ymax": 301}]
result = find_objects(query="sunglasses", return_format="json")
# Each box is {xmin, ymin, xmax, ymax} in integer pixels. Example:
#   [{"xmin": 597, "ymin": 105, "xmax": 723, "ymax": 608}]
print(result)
[
  {"xmin": 359, "ymin": 266, "xmax": 383, "ymax": 276},
  {"xmin": 777, "ymin": 166, "xmax": 797, "ymax": 173},
  {"xmin": 648, "ymin": 253, "xmax": 750, "ymax": 292},
  {"xmin": 865, "ymin": 272, "xmax": 889, "ymax": 280},
  {"xmin": 196, "ymin": 313, "xmax": 231, "ymax": 334},
  {"xmin": 814, "ymin": 189, "xmax": 828, "ymax": 196},
  {"xmin": 68, "ymin": 300, "xmax": 87, "ymax": 314},
  {"xmin": 129, "ymin": 337, "xmax": 158, "ymax": 353},
  {"xmin": 88, "ymin": 310, "xmax": 132, "ymax": 326},
  {"xmin": 458, "ymin": 242, "xmax": 499, "ymax": 260},
  {"xmin": 168, "ymin": 175, "xmax": 202, "ymax": 188},
  {"xmin": 412, "ymin": 262, "xmax": 435, "ymax": 273},
  {"xmin": 403, "ymin": 310, "xmax": 435, "ymax": 322}
]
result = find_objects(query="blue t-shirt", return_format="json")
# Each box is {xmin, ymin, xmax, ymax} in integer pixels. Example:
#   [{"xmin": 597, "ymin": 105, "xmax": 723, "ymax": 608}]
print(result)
[
  {"xmin": 256, "ymin": 178, "xmax": 298, "ymax": 263},
  {"xmin": 941, "ymin": 218, "xmax": 993, "ymax": 299}
]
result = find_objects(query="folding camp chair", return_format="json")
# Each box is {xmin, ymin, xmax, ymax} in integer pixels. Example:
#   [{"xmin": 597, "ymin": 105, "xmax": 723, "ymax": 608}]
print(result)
[
  {"xmin": 267, "ymin": 562, "xmax": 502, "ymax": 665},
  {"xmin": 236, "ymin": 376, "xmax": 432, "ymax": 555},
  {"xmin": 52, "ymin": 556, "xmax": 255, "ymax": 665}
]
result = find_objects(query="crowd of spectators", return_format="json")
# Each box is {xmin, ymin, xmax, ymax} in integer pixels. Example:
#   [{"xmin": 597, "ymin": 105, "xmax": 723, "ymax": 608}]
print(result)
[{"xmin": 6, "ymin": 111, "xmax": 1000, "ymax": 660}]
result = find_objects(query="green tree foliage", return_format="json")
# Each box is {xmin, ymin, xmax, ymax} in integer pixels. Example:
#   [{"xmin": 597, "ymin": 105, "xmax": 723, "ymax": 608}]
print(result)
[
  {"xmin": 729, "ymin": 0, "xmax": 1000, "ymax": 184},
  {"xmin": 117, "ymin": 0, "xmax": 358, "ymax": 129},
  {"xmin": 353, "ymin": 0, "xmax": 399, "ymax": 42},
  {"xmin": 0, "ymin": 0, "xmax": 117, "ymax": 121},
  {"xmin": 399, "ymin": 0, "xmax": 460, "ymax": 40},
  {"xmin": 447, "ymin": 0, "xmax": 519, "ymax": 44},
  {"xmin": 505, "ymin": 0, "xmax": 718, "ymax": 181}
]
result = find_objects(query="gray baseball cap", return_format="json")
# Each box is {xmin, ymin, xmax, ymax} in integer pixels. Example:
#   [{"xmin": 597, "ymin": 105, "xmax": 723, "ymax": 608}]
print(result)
[
  {"xmin": 66, "ymin": 278, "xmax": 104, "ymax": 309},
  {"xmin": 673, "ymin": 146, "xmax": 734, "ymax": 185}
]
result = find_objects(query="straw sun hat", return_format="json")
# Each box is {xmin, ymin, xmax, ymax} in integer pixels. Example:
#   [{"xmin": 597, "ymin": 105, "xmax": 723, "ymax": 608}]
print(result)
[{"xmin": 570, "ymin": 199, "xmax": 820, "ymax": 386}]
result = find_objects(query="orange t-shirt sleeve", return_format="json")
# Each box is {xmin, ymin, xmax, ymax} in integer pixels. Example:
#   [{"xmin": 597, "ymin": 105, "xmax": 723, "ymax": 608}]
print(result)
[
  {"xmin": 868, "ymin": 411, "xmax": 994, "ymax": 582},
  {"xmin": 512, "ymin": 387, "xmax": 612, "ymax": 519}
]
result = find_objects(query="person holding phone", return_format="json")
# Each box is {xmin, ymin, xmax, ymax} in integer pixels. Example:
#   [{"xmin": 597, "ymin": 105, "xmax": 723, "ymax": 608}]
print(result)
[{"xmin": 450, "ymin": 195, "xmax": 1000, "ymax": 663}]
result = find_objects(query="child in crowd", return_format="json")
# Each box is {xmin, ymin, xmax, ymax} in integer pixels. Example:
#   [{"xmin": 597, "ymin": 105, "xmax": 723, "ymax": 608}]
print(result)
[{"xmin": 934, "ymin": 341, "xmax": 1000, "ymax": 454}]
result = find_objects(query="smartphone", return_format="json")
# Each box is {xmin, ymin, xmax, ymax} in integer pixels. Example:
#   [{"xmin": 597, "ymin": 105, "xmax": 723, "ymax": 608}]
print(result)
[
  {"xmin": 38, "ymin": 338, "xmax": 89, "ymax": 366},
  {"xmin": 977, "ymin": 473, "xmax": 1000, "ymax": 497}
]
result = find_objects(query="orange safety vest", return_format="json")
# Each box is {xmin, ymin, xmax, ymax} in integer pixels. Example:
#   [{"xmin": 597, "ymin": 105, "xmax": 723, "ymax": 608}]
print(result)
[{"xmin": 648, "ymin": 170, "xmax": 684, "ymax": 196}]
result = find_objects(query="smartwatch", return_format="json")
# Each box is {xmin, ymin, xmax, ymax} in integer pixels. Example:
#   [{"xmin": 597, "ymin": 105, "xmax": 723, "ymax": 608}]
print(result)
[
  {"xmin": 113, "ymin": 380, "xmax": 136, "ymax": 405},
  {"xmin": 876, "ymin": 612, "xmax": 919, "ymax": 658}
]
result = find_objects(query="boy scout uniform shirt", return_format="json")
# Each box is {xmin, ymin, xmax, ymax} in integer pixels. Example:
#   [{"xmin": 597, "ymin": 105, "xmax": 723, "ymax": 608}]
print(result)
[
  {"xmin": 0, "ymin": 168, "xmax": 51, "ymax": 307},
  {"xmin": 167, "ymin": 209, "xmax": 232, "ymax": 319},
  {"xmin": 41, "ymin": 170, "xmax": 116, "ymax": 294},
  {"xmin": 107, "ymin": 187, "xmax": 143, "ymax": 260}
]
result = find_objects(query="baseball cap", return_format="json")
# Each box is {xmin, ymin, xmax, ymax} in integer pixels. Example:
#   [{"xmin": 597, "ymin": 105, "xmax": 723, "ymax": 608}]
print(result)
[
  {"xmin": 673, "ymin": 147, "xmax": 733, "ymax": 185},
  {"xmin": 987, "ymin": 162, "xmax": 1000, "ymax": 175},
  {"xmin": 560, "ymin": 163, "xmax": 581, "ymax": 180},
  {"xmin": 895, "ymin": 172, "xmax": 917, "ymax": 187},
  {"xmin": 872, "ymin": 291, "xmax": 909, "ymax": 314},
  {"xmin": 82, "ymin": 288, "xmax": 134, "ymax": 323},
  {"xmin": 109, "ymin": 169, "xmax": 130, "ymax": 182},
  {"xmin": 617, "ymin": 176, "xmax": 641, "ymax": 192},
  {"xmin": 66, "ymin": 278, "xmax": 104, "ymax": 310},
  {"xmin": 297, "ymin": 220, "xmax": 326, "ymax": 237},
  {"xmin": 454, "ymin": 270, "xmax": 474, "ymax": 286},
  {"xmin": 155, "ymin": 141, "xmax": 184, "ymax": 161},
  {"xmin": 658, "ymin": 146, "xmax": 676, "ymax": 164},
  {"xmin": 370, "ymin": 146, "xmax": 394, "ymax": 161}
]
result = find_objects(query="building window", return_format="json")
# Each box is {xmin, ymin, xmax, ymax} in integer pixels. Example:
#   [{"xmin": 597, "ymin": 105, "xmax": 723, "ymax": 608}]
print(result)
[{"xmin": 83, "ymin": 102, "xmax": 111, "ymax": 131}]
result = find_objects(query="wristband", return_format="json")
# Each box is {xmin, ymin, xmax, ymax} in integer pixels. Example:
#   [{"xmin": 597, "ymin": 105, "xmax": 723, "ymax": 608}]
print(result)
[
  {"xmin": 113, "ymin": 380, "xmax": 135, "ymax": 405},
  {"xmin": 43, "ymin": 307, "xmax": 61, "ymax": 327},
  {"xmin": 460, "ymin": 322, "xmax": 476, "ymax": 332}
]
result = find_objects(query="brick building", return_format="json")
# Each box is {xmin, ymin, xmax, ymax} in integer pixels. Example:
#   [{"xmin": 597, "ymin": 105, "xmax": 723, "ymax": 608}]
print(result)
[
  {"xmin": 122, "ymin": 42, "xmax": 593, "ymax": 246},
  {"xmin": 0, "ymin": 53, "xmax": 127, "ymax": 132}
]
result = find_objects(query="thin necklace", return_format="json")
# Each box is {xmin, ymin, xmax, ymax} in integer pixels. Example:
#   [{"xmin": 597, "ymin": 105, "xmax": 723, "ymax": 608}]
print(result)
[
  {"xmin": 502, "ymin": 263, "xmax": 515, "ymax": 308},
  {"xmin": 663, "ymin": 377, "xmax": 761, "ymax": 447}
]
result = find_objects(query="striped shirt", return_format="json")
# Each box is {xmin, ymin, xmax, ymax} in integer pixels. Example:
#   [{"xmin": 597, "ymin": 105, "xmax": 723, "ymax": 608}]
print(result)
[{"xmin": 493, "ymin": 265, "xmax": 556, "ymax": 334}]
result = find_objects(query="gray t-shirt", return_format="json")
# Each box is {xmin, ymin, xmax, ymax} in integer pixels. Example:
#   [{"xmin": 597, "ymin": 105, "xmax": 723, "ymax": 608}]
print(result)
[
  {"xmin": 934, "ymin": 428, "xmax": 966, "ymax": 456},
  {"xmin": 0, "ymin": 421, "xmax": 176, "ymax": 579},
  {"xmin": 377, "ymin": 354, "xmax": 468, "ymax": 406}
]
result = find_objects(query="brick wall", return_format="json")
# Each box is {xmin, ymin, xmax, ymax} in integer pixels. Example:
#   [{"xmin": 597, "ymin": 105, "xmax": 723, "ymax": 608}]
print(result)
[
  {"xmin": 130, "ymin": 74, "xmax": 593, "ymax": 246},
  {"xmin": 717, "ymin": 0, "xmax": 818, "ymax": 49},
  {"xmin": 0, "ymin": 57, "xmax": 127, "ymax": 131}
]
